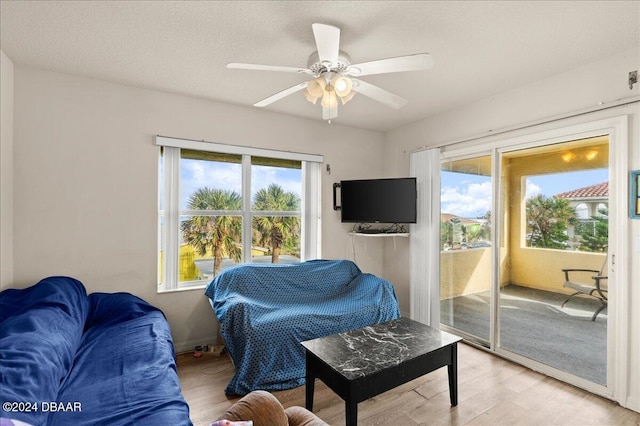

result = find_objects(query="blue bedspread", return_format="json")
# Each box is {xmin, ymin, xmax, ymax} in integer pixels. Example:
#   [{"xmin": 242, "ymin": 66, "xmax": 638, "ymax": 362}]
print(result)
[
  {"xmin": 0, "ymin": 277, "xmax": 88, "ymax": 426},
  {"xmin": 0, "ymin": 277, "xmax": 191, "ymax": 426},
  {"xmin": 50, "ymin": 292, "xmax": 191, "ymax": 425},
  {"xmin": 204, "ymin": 259, "xmax": 400, "ymax": 395}
]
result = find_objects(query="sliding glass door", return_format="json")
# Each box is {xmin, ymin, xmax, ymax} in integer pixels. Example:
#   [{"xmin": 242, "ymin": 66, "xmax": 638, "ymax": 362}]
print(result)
[
  {"xmin": 440, "ymin": 134, "xmax": 612, "ymax": 391},
  {"xmin": 498, "ymin": 136, "xmax": 609, "ymax": 386},
  {"xmin": 440, "ymin": 155, "xmax": 493, "ymax": 344}
]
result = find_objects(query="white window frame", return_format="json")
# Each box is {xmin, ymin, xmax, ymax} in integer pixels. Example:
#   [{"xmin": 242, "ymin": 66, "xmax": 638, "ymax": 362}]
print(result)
[{"xmin": 156, "ymin": 136, "xmax": 323, "ymax": 292}]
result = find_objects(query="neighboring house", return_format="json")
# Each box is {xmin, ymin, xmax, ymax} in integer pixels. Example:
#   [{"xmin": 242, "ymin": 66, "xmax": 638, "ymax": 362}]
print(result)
[
  {"xmin": 440, "ymin": 213, "xmax": 487, "ymax": 250},
  {"xmin": 554, "ymin": 181, "xmax": 608, "ymax": 219},
  {"xmin": 555, "ymin": 182, "xmax": 608, "ymax": 250}
]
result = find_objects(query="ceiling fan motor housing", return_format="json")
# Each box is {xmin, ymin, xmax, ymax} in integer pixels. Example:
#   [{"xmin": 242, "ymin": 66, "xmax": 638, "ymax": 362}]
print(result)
[{"xmin": 307, "ymin": 51, "xmax": 352, "ymax": 76}]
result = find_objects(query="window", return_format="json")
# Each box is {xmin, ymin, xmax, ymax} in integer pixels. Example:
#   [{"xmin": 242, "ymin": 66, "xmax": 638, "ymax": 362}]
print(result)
[
  {"xmin": 156, "ymin": 137, "xmax": 322, "ymax": 292},
  {"xmin": 524, "ymin": 168, "xmax": 608, "ymax": 251}
]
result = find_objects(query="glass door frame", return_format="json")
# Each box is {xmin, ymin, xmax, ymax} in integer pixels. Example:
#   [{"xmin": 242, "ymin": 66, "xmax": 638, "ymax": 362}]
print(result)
[
  {"xmin": 439, "ymin": 115, "xmax": 629, "ymax": 402},
  {"xmin": 439, "ymin": 151, "xmax": 494, "ymax": 348}
]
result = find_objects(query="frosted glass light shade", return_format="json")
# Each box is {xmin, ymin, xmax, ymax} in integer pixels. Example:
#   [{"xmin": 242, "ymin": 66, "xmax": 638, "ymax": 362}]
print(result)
[
  {"xmin": 340, "ymin": 90, "xmax": 356, "ymax": 105},
  {"xmin": 334, "ymin": 76, "xmax": 352, "ymax": 97},
  {"xmin": 306, "ymin": 77, "xmax": 326, "ymax": 98},
  {"xmin": 321, "ymin": 87, "xmax": 338, "ymax": 108}
]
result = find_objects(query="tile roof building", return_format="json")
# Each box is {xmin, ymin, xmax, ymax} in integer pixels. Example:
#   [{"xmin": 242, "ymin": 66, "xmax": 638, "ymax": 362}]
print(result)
[
  {"xmin": 554, "ymin": 181, "xmax": 608, "ymax": 200},
  {"xmin": 554, "ymin": 181, "xmax": 608, "ymax": 219},
  {"xmin": 554, "ymin": 182, "xmax": 608, "ymax": 250}
]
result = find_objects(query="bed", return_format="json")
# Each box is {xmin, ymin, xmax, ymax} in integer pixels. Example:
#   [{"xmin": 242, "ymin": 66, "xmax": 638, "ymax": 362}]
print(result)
[{"xmin": 0, "ymin": 276, "xmax": 191, "ymax": 426}]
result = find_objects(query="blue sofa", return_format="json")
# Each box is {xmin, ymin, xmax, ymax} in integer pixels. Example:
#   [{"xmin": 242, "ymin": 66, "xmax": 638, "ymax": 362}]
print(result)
[
  {"xmin": 205, "ymin": 259, "xmax": 400, "ymax": 396},
  {"xmin": 0, "ymin": 276, "xmax": 191, "ymax": 426}
]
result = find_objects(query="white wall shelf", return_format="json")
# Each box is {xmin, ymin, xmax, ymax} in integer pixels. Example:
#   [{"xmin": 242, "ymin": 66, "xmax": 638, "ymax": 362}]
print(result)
[
  {"xmin": 348, "ymin": 232, "xmax": 409, "ymax": 250},
  {"xmin": 349, "ymin": 232, "xmax": 409, "ymax": 238}
]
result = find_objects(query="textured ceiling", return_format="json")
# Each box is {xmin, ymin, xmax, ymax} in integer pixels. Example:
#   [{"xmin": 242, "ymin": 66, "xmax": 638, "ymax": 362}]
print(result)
[{"xmin": 1, "ymin": 1, "xmax": 639, "ymax": 132}]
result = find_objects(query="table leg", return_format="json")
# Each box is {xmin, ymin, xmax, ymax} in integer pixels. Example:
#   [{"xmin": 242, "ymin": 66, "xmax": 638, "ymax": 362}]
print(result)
[
  {"xmin": 447, "ymin": 342, "xmax": 458, "ymax": 406},
  {"xmin": 305, "ymin": 377, "xmax": 316, "ymax": 411},
  {"xmin": 305, "ymin": 358, "xmax": 315, "ymax": 411},
  {"xmin": 345, "ymin": 399, "xmax": 357, "ymax": 426}
]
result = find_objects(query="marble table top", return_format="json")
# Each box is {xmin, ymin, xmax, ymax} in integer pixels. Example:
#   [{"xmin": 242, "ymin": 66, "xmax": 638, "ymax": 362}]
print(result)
[{"xmin": 301, "ymin": 317, "xmax": 462, "ymax": 380}]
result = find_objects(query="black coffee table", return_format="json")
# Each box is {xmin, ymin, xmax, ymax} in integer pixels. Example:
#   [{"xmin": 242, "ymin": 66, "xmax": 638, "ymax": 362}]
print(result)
[{"xmin": 301, "ymin": 317, "xmax": 462, "ymax": 426}]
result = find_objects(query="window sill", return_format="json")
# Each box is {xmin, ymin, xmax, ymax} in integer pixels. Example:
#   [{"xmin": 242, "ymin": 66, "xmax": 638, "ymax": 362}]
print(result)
[{"xmin": 157, "ymin": 281, "xmax": 208, "ymax": 294}]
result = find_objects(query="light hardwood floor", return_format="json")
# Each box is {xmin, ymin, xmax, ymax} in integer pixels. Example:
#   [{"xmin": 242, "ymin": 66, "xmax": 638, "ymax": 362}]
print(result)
[{"xmin": 177, "ymin": 343, "xmax": 640, "ymax": 426}]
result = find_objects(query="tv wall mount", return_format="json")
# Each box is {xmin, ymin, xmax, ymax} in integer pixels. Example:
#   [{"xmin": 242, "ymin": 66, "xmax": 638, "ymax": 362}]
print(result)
[{"xmin": 333, "ymin": 183, "xmax": 341, "ymax": 211}]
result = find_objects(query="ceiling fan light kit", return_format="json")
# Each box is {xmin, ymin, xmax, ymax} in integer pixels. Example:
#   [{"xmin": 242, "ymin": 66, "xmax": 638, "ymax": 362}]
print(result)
[
  {"xmin": 304, "ymin": 89, "xmax": 319, "ymax": 104},
  {"xmin": 334, "ymin": 76, "xmax": 352, "ymax": 96},
  {"xmin": 227, "ymin": 23, "xmax": 434, "ymax": 121},
  {"xmin": 339, "ymin": 88, "xmax": 356, "ymax": 105},
  {"xmin": 304, "ymin": 73, "xmax": 354, "ymax": 109},
  {"xmin": 306, "ymin": 77, "xmax": 326, "ymax": 98}
]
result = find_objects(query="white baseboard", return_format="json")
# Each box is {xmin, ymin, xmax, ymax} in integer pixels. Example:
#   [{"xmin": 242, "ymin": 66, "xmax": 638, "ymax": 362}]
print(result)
[{"xmin": 624, "ymin": 396, "xmax": 640, "ymax": 414}]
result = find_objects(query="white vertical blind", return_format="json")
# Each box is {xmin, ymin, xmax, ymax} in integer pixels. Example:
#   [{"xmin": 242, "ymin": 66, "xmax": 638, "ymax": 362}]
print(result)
[
  {"xmin": 302, "ymin": 161, "xmax": 321, "ymax": 260},
  {"xmin": 409, "ymin": 147, "xmax": 441, "ymax": 326},
  {"xmin": 163, "ymin": 146, "xmax": 180, "ymax": 290},
  {"xmin": 241, "ymin": 154, "xmax": 253, "ymax": 263}
]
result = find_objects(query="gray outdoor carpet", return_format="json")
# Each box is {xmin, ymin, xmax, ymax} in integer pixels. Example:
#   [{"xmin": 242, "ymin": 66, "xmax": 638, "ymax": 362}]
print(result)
[{"xmin": 441, "ymin": 284, "xmax": 607, "ymax": 385}]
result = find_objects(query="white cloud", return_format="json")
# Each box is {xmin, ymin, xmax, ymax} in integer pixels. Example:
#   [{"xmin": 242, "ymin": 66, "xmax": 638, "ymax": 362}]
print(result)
[
  {"xmin": 180, "ymin": 161, "xmax": 242, "ymax": 208},
  {"xmin": 441, "ymin": 180, "xmax": 492, "ymax": 217},
  {"xmin": 525, "ymin": 180, "xmax": 541, "ymax": 199},
  {"xmin": 179, "ymin": 161, "xmax": 302, "ymax": 208},
  {"xmin": 251, "ymin": 166, "xmax": 302, "ymax": 198}
]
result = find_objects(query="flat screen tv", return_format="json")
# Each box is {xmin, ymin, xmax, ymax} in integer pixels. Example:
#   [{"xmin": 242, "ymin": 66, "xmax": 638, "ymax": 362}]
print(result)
[{"xmin": 338, "ymin": 177, "xmax": 417, "ymax": 223}]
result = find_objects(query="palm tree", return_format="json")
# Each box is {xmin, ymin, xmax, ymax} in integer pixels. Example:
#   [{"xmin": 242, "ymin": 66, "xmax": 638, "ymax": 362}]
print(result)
[
  {"xmin": 181, "ymin": 187, "xmax": 242, "ymax": 277},
  {"xmin": 252, "ymin": 184, "xmax": 301, "ymax": 263},
  {"xmin": 479, "ymin": 210, "xmax": 492, "ymax": 241},
  {"xmin": 579, "ymin": 205, "xmax": 608, "ymax": 252},
  {"xmin": 526, "ymin": 194, "xmax": 576, "ymax": 249},
  {"xmin": 440, "ymin": 220, "xmax": 453, "ymax": 250}
]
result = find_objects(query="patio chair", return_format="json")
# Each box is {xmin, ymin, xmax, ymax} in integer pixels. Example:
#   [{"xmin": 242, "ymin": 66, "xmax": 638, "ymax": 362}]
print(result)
[{"xmin": 560, "ymin": 254, "xmax": 608, "ymax": 321}]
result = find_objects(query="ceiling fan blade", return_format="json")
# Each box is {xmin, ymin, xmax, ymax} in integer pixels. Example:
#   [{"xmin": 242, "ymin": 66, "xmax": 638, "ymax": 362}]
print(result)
[
  {"xmin": 312, "ymin": 23, "xmax": 340, "ymax": 64},
  {"xmin": 254, "ymin": 82, "xmax": 309, "ymax": 107},
  {"xmin": 351, "ymin": 79, "xmax": 408, "ymax": 109},
  {"xmin": 347, "ymin": 53, "xmax": 434, "ymax": 77},
  {"xmin": 227, "ymin": 63, "xmax": 312, "ymax": 75}
]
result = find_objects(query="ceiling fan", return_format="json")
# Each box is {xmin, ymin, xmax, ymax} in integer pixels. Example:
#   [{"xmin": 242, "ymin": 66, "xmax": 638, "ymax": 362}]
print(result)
[{"xmin": 227, "ymin": 23, "xmax": 434, "ymax": 121}]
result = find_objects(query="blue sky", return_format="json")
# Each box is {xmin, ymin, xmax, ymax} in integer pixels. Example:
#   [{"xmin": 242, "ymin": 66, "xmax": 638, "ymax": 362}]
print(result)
[
  {"xmin": 178, "ymin": 159, "xmax": 301, "ymax": 210},
  {"xmin": 441, "ymin": 168, "xmax": 608, "ymax": 218},
  {"xmin": 525, "ymin": 169, "xmax": 608, "ymax": 198}
]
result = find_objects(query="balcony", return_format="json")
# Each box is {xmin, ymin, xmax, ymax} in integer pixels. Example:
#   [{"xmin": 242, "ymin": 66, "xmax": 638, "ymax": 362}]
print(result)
[{"xmin": 440, "ymin": 246, "xmax": 607, "ymax": 385}]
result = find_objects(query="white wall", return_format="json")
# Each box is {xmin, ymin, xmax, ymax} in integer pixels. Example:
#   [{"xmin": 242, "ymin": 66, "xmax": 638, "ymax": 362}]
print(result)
[
  {"xmin": 382, "ymin": 47, "xmax": 640, "ymax": 410},
  {"xmin": 11, "ymin": 65, "xmax": 385, "ymax": 352},
  {"xmin": 0, "ymin": 50, "xmax": 14, "ymax": 291}
]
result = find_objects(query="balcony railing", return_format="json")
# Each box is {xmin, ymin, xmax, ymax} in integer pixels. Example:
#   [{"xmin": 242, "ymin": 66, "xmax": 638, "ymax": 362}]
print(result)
[{"xmin": 441, "ymin": 246, "xmax": 606, "ymax": 299}]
